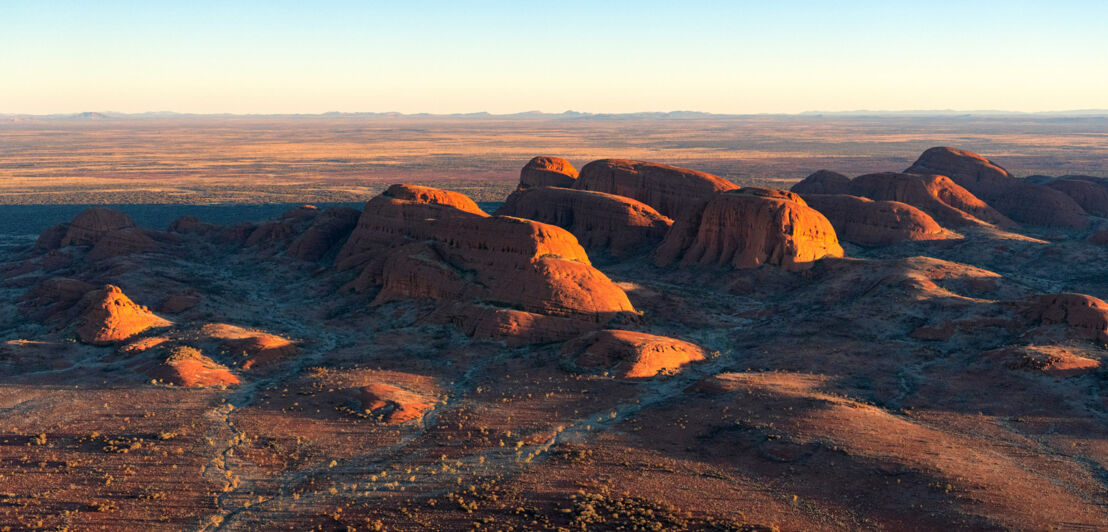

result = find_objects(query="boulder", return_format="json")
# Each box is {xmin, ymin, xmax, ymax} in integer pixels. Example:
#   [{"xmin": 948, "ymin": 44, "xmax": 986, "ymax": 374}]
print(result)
[
  {"xmin": 520, "ymin": 156, "xmax": 578, "ymax": 189},
  {"xmin": 197, "ymin": 323, "xmax": 298, "ymax": 370},
  {"xmin": 561, "ymin": 329, "xmax": 706, "ymax": 378},
  {"xmin": 848, "ymin": 172, "xmax": 1015, "ymax": 228},
  {"xmin": 906, "ymin": 147, "xmax": 1087, "ymax": 228},
  {"xmin": 496, "ymin": 186, "xmax": 672, "ymax": 257},
  {"xmin": 790, "ymin": 170, "xmax": 851, "ymax": 195},
  {"xmin": 801, "ymin": 194, "xmax": 950, "ymax": 246},
  {"xmin": 654, "ymin": 188, "xmax": 843, "ymax": 271},
  {"xmin": 74, "ymin": 285, "xmax": 172, "ymax": 345},
  {"xmin": 573, "ymin": 159, "xmax": 739, "ymax": 219}
]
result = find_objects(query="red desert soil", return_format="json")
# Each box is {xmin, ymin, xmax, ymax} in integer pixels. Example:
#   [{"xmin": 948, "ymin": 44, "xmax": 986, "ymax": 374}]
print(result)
[{"xmin": 2, "ymin": 146, "xmax": 1108, "ymax": 530}]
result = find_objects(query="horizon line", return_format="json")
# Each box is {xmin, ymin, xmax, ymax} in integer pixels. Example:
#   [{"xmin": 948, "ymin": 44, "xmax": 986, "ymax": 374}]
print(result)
[{"xmin": 4, "ymin": 109, "xmax": 1108, "ymax": 119}]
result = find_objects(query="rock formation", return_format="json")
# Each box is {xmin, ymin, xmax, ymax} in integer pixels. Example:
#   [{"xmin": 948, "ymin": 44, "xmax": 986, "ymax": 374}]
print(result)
[
  {"xmin": 519, "ymin": 156, "xmax": 578, "ymax": 189},
  {"xmin": 86, "ymin": 228, "xmax": 158, "ymax": 261},
  {"xmin": 845, "ymin": 172, "xmax": 1015, "ymax": 229},
  {"xmin": 146, "ymin": 345, "xmax": 239, "ymax": 387},
  {"xmin": 286, "ymin": 206, "xmax": 361, "ymax": 261},
  {"xmin": 573, "ymin": 159, "xmax": 739, "ymax": 219},
  {"xmin": 906, "ymin": 147, "xmax": 1088, "ymax": 228},
  {"xmin": 356, "ymin": 383, "xmax": 436, "ymax": 423},
  {"xmin": 1044, "ymin": 178, "xmax": 1108, "ymax": 217},
  {"xmin": 801, "ymin": 194, "xmax": 949, "ymax": 246},
  {"xmin": 60, "ymin": 208, "xmax": 137, "ymax": 247},
  {"xmin": 790, "ymin": 170, "xmax": 851, "ymax": 195},
  {"xmin": 495, "ymin": 186, "xmax": 673, "ymax": 257},
  {"xmin": 197, "ymin": 323, "xmax": 298, "ymax": 370},
  {"xmin": 561, "ymin": 329, "xmax": 706, "ymax": 378},
  {"xmin": 1020, "ymin": 293, "xmax": 1108, "ymax": 343},
  {"xmin": 335, "ymin": 184, "xmax": 635, "ymax": 343},
  {"xmin": 74, "ymin": 285, "xmax": 172, "ymax": 345},
  {"xmin": 655, "ymin": 188, "xmax": 843, "ymax": 271}
]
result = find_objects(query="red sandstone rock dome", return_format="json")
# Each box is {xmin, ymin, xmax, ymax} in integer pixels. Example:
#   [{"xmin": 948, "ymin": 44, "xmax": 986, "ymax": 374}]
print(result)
[
  {"xmin": 790, "ymin": 170, "xmax": 851, "ymax": 195},
  {"xmin": 655, "ymin": 187, "xmax": 844, "ymax": 271},
  {"xmin": 906, "ymin": 147, "xmax": 1087, "ymax": 229},
  {"xmin": 573, "ymin": 159, "xmax": 739, "ymax": 219},
  {"xmin": 496, "ymin": 186, "xmax": 673, "ymax": 257},
  {"xmin": 845, "ymin": 172, "xmax": 1015, "ymax": 229},
  {"xmin": 336, "ymin": 184, "xmax": 636, "ymax": 344},
  {"xmin": 519, "ymin": 156, "xmax": 578, "ymax": 189},
  {"xmin": 801, "ymin": 194, "xmax": 950, "ymax": 246}
]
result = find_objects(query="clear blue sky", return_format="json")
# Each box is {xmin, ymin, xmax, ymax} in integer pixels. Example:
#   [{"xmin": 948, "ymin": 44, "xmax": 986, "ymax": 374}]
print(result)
[{"xmin": 2, "ymin": 0, "xmax": 1106, "ymax": 114}]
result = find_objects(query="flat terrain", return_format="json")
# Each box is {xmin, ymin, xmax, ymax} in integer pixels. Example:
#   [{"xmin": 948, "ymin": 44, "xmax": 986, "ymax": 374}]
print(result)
[{"xmin": 2, "ymin": 114, "xmax": 1106, "ymax": 204}]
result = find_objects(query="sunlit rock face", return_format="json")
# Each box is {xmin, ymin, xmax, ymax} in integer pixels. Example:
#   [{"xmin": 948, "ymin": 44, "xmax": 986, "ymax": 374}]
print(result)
[{"xmin": 655, "ymin": 187, "xmax": 844, "ymax": 271}]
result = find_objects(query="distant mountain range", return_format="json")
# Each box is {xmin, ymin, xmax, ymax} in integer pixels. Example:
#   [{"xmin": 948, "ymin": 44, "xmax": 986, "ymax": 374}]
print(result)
[{"xmin": 3, "ymin": 109, "xmax": 1107, "ymax": 121}]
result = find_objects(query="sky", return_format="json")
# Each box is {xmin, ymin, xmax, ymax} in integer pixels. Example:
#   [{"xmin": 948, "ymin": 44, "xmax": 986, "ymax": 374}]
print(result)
[{"xmin": 2, "ymin": 0, "xmax": 1107, "ymax": 115}]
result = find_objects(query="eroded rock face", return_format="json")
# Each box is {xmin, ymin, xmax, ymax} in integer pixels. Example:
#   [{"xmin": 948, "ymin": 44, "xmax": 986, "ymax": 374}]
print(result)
[
  {"xmin": 846, "ymin": 172, "xmax": 1015, "ymax": 229},
  {"xmin": 496, "ymin": 186, "xmax": 673, "ymax": 257},
  {"xmin": 74, "ymin": 285, "xmax": 172, "ymax": 345},
  {"xmin": 801, "ymin": 194, "xmax": 950, "ymax": 246},
  {"xmin": 791, "ymin": 170, "xmax": 851, "ymax": 195},
  {"xmin": 906, "ymin": 147, "xmax": 1088, "ymax": 228},
  {"xmin": 1020, "ymin": 293, "xmax": 1108, "ymax": 343},
  {"xmin": 60, "ymin": 208, "xmax": 137, "ymax": 247},
  {"xmin": 655, "ymin": 188, "xmax": 843, "ymax": 271},
  {"xmin": 561, "ymin": 329, "xmax": 706, "ymax": 378},
  {"xmin": 520, "ymin": 156, "xmax": 578, "ymax": 189},
  {"xmin": 1044, "ymin": 178, "xmax": 1108, "ymax": 217},
  {"xmin": 335, "ymin": 185, "xmax": 635, "ymax": 343},
  {"xmin": 574, "ymin": 159, "xmax": 739, "ymax": 219}
]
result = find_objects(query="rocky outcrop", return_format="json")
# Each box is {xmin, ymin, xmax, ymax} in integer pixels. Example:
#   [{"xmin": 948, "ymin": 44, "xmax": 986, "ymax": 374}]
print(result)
[
  {"xmin": 846, "ymin": 172, "xmax": 1015, "ymax": 229},
  {"xmin": 520, "ymin": 156, "xmax": 578, "ymax": 189},
  {"xmin": 60, "ymin": 208, "xmax": 137, "ymax": 247},
  {"xmin": 160, "ymin": 294, "xmax": 200, "ymax": 314},
  {"xmin": 1044, "ymin": 178, "xmax": 1108, "ymax": 217},
  {"xmin": 147, "ymin": 346, "xmax": 239, "ymax": 387},
  {"xmin": 791, "ymin": 170, "xmax": 851, "ymax": 195},
  {"xmin": 87, "ymin": 228, "xmax": 157, "ymax": 261},
  {"xmin": 74, "ymin": 285, "xmax": 172, "ymax": 345},
  {"xmin": 356, "ymin": 383, "xmax": 437, "ymax": 423},
  {"xmin": 906, "ymin": 147, "xmax": 1088, "ymax": 228},
  {"xmin": 561, "ymin": 329, "xmax": 706, "ymax": 378},
  {"xmin": 21, "ymin": 277, "xmax": 95, "ymax": 320},
  {"xmin": 287, "ymin": 206, "xmax": 361, "ymax": 261},
  {"xmin": 573, "ymin": 159, "xmax": 739, "ymax": 219},
  {"xmin": 655, "ymin": 188, "xmax": 843, "ymax": 271},
  {"xmin": 801, "ymin": 194, "xmax": 950, "ymax": 246},
  {"xmin": 496, "ymin": 186, "xmax": 673, "ymax": 257},
  {"xmin": 335, "ymin": 185, "xmax": 635, "ymax": 344},
  {"xmin": 197, "ymin": 323, "xmax": 298, "ymax": 370},
  {"xmin": 1020, "ymin": 293, "xmax": 1108, "ymax": 343}
]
